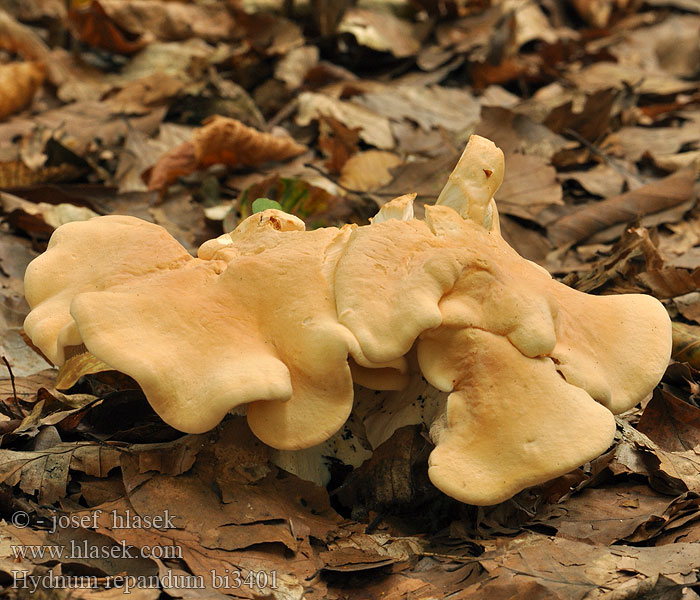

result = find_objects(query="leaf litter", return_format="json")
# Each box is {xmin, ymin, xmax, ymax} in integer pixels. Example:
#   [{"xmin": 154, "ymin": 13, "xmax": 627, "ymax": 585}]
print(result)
[{"xmin": 0, "ymin": 0, "xmax": 700, "ymax": 597}]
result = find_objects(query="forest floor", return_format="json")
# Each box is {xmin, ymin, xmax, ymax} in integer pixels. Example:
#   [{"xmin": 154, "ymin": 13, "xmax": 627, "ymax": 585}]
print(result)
[{"xmin": 1, "ymin": 0, "xmax": 700, "ymax": 598}]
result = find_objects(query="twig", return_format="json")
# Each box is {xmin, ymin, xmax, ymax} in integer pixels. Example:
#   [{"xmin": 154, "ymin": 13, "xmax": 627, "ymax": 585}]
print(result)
[
  {"xmin": 364, "ymin": 512, "xmax": 384, "ymax": 534},
  {"xmin": 2, "ymin": 356, "xmax": 18, "ymax": 404},
  {"xmin": 268, "ymin": 97, "xmax": 300, "ymax": 130},
  {"xmin": 303, "ymin": 162, "xmax": 356, "ymax": 193},
  {"xmin": 563, "ymin": 128, "xmax": 644, "ymax": 187}
]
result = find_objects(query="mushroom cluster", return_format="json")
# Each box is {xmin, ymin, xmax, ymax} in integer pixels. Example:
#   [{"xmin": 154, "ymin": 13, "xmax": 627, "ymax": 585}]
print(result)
[{"xmin": 23, "ymin": 136, "xmax": 672, "ymax": 505}]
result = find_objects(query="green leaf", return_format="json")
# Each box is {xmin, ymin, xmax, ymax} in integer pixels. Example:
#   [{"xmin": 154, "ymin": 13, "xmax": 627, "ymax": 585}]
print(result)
[{"xmin": 252, "ymin": 197, "xmax": 283, "ymax": 213}]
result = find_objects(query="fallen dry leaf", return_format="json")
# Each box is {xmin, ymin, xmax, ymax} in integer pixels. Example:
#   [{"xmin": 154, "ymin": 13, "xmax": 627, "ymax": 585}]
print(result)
[
  {"xmin": 68, "ymin": 0, "xmax": 148, "ymax": 55},
  {"xmin": 568, "ymin": 61, "xmax": 699, "ymax": 96},
  {"xmin": 146, "ymin": 116, "xmax": 306, "ymax": 193},
  {"xmin": 672, "ymin": 322, "xmax": 700, "ymax": 369},
  {"xmin": 565, "ymin": 225, "xmax": 700, "ymax": 298},
  {"xmin": 0, "ymin": 9, "xmax": 51, "ymax": 60},
  {"xmin": 638, "ymin": 388, "xmax": 700, "ymax": 453},
  {"xmin": 2, "ymin": 191, "xmax": 99, "ymax": 231},
  {"xmin": 229, "ymin": 175, "xmax": 355, "ymax": 230},
  {"xmin": 97, "ymin": 0, "xmax": 236, "ymax": 42},
  {"xmin": 376, "ymin": 153, "xmax": 459, "ymax": 207},
  {"xmin": 355, "ymin": 84, "xmax": 480, "ymax": 140},
  {"xmin": 338, "ymin": 8, "xmax": 422, "ymax": 58},
  {"xmin": 56, "ymin": 350, "xmax": 113, "ymax": 390},
  {"xmin": 2, "ymin": 0, "xmax": 66, "ymax": 21},
  {"xmin": 495, "ymin": 152, "xmax": 563, "ymax": 224},
  {"xmin": 0, "ymin": 442, "xmax": 121, "ymax": 504},
  {"xmin": 296, "ymin": 91, "xmax": 395, "ymax": 150},
  {"xmin": 561, "ymin": 164, "xmax": 627, "ymax": 198},
  {"xmin": 318, "ymin": 115, "xmax": 360, "ymax": 173},
  {"xmin": 602, "ymin": 118, "xmax": 700, "ymax": 163},
  {"xmin": 608, "ymin": 14, "xmax": 700, "ymax": 79},
  {"xmin": 544, "ymin": 88, "xmax": 618, "ymax": 143},
  {"xmin": 475, "ymin": 105, "xmax": 573, "ymax": 160},
  {"xmin": 338, "ymin": 150, "xmax": 402, "ymax": 192},
  {"xmin": 0, "ymin": 62, "xmax": 45, "ymax": 121},
  {"xmin": 235, "ymin": 10, "xmax": 304, "ymax": 56},
  {"xmin": 114, "ymin": 123, "xmax": 192, "ymax": 192},
  {"xmin": 0, "ymin": 370, "xmax": 56, "ymax": 403},
  {"xmin": 465, "ymin": 533, "xmax": 700, "ymax": 599},
  {"xmin": 548, "ymin": 165, "xmax": 699, "ymax": 246},
  {"xmin": 538, "ymin": 483, "xmax": 679, "ymax": 545},
  {"xmin": 675, "ymin": 292, "xmax": 700, "ymax": 324},
  {"xmin": 611, "ymin": 420, "xmax": 700, "ymax": 496},
  {"xmin": 570, "ymin": 0, "xmax": 640, "ymax": 27},
  {"xmin": 274, "ymin": 45, "xmax": 319, "ymax": 90}
]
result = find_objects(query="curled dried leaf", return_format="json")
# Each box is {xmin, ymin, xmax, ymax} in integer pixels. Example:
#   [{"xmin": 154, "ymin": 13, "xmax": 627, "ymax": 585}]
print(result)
[
  {"xmin": 0, "ymin": 9, "xmax": 50, "ymax": 60},
  {"xmin": 570, "ymin": 0, "xmax": 641, "ymax": 28},
  {"xmin": 67, "ymin": 0, "xmax": 148, "ymax": 55},
  {"xmin": 56, "ymin": 350, "xmax": 113, "ymax": 390},
  {"xmin": 339, "ymin": 150, "xmax": 402, "ymax": 192},
  {"xmin": 672, "ymin": 322, "xmax": 700, "ymax": 369},
  {"xmin": 0, "ymin": 62, "xmax": 45, "ymax": 120},
  {"xmin": 146, "ymin": 116, "xmax": 306, "ymax": 193},
  {"xmin": 548, "ymin": 165, "xmax": 699, "ymax": 247},
  {"xmin": 194, "ymin": 116, "xmax": 306, "ymax": 168}
]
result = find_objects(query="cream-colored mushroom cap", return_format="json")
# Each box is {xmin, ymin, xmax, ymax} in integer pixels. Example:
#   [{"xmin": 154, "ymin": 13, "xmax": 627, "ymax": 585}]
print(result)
[
  {"xmin": 23, "ymin": 216, "xmax": 192, "ymax": 365},
  {"xmin": 421, "ymin": 328, "xmax": 616, "ymax": 505},
  {"xmin": 436, "ymin": 134, "xmax": 503, "ymax": 231},
  {"xmin": 22, "ymin": 134, "xmax": 672, "ymax": 507},
  {"xmin": 24, "ymin": 212, "xmax": 359, "ymax": 444}
]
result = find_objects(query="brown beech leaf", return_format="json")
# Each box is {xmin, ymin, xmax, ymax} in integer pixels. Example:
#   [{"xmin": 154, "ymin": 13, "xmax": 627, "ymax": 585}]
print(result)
[
  {"xmin": 0, "ymin": 62, "xmax": 45, "ymax": 121},
  {"xmin": 672, "ymin": 322, "xmax": 700, "ymax": 369},
  {"xmin": 675, "ymin": 292, "xmax": 700, "ymax": 324},
  {"xmin": 338, "ymin": 150, "xmax": 402, "ymax": 192},
  {"xmin": 1, "ymin": 0, "xmax": 66, "ymax": 21},
  {"xmin": 568, "ymin": 62, "xmax": 698, "ymax": 96},
  {"xmin": 0, "ymin": 521, "xmax": 159, "ymax": 588},
  {"xmin": 319, "ymin": 115, "xmax": 360, "ymax": 174},
  {"xmin": 193, "ymin": 117, "xmax": 305, "ymax": 169},
  {"xmin": 544, "ymin": 88, "xmax": 618, "ymax": 143},
  {"xmin": 638, "ymin": 388, "xmax": 700, "ymax": 453},
  {"xmin": 67, "ymin": 0, "xmax": 147, "ymax": 55},
  {"xmin": 469, "ymin": 56, "xmax": 539, "ymax": 90},
  {"xmin": 336, "ymin": 426, "xmax": 438, "ymax": 513},
  {"xmin": 143, "ymin": 141, "xmax": 197, "ymax": 194},
  {"xmin": 612, "ymin": 420, "xmax": 700, "ymax": 496},
  {"xmin": 0, "ymin": 443, "xmax": 121, "ymax": 504},
  {"xmin": 548, "ymin": 165, "xmax": 699, "ymax": 247},
  {"xmin": 146, "ymin": 116, "xmax": 306, "ymax": 193},
  {"xmin": 566, "ymin": 225, "xmax": 700, "ymax": 298},
  {"xmin": 636, "ymin": 266, "xmax": 700, "ymax": 299},
  {"xmin": 0, "ymin": 9, "xmax": 50, "ymax": 60},
  {"xmin": 467, "ymin": 534, "xmax": 700, "ymax": 599},
  {"xmin": 562, "ymin": 164, "xmax": 626, "ymax": 198},
  {"xmin": 56, "ymin": 349, "xmax": 113, "ymax": 390},
  {"xmin": 296, "ymin": 91, "xmax": 395, "ymax": 150},
  {"xmin": 603, "ymin": 120, "xmax": 700, "ymax": 163},
  {"xmin": 0, "ymin": 370, "xmax": 56, "ymax": 405},
  {"xmin": 570, "ymin": 0, "xmax": 641, "ymax": 28},
  {"xmin": 537, "ymin": 483, "xmax": 676, "ymax": 546},
  {"xmin": 337, "ymin": 8, "xmax": 422, "ymax": 58},
  {"xmin": 495, "ymin": 152, "xmax": 563, "ymax": 224}
]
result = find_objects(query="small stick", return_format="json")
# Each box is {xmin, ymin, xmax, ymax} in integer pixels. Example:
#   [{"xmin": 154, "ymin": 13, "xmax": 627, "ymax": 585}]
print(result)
[
  {"xmin": 1, "ymin": 356, "xmax": 17, "ymax": 404},
  {"xmin": 564, "ymin": 128, "xmax": 644, "ymax": 187}
]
